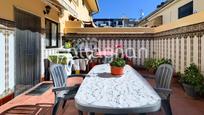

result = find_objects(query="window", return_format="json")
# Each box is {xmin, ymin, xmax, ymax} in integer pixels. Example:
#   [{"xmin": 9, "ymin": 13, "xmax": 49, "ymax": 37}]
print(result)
[
  {"xmin": 118, "ymin": 21, "xmax": 123, "ymax": 25},
  {"xmin": 178, "ymin": 1, "xmax": 193, "ymax": 19},
  {"xmin": 45, "ymin": 19, "xmax": 59, "ymax": 48}
]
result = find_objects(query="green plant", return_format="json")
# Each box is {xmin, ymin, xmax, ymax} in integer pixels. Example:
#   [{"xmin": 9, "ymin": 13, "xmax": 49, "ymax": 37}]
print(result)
[
  {"xmin": 180, "ymin": 63, "xmax": 204, "ymax": 93},
  {"xmin": 144, "ymin": 58, "xmax": 157, "ymax": 70},
  {"xmin": 154, "ymin": 58, "xmax": 172, "ymax": 69},
  {"xmin": 110, "ymin": 58, "xmax": 126, "ymax": 67},
  {"xmin": 64, "ymin": 41, "xmax": 72, "ymax": 48},
  {"xmin": 48, "ymin": 55, "xmax": 68, "ymax": 65},
  {"xmin": 144, "ymin": 58, "xmax": 172, "ymax": 70}
]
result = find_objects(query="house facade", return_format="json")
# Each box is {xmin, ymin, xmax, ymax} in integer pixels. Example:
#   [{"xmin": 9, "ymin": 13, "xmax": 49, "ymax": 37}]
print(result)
[
  {"xmin": 0, "ymin": 0, "xmax": 99, "ymax": 104},
  {"xmin": 138, "ymin": 0, "xmax": 204, "ymax": 27}
]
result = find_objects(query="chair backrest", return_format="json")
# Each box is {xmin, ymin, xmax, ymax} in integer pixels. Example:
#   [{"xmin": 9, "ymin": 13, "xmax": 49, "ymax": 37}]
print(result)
[
  {"xmin": 50, "ymin": 64, "xmax": 67, "ymax": 88},
  {"xmin": 155, "ymin": 64, "xmax": 173, "ymax": 89}
]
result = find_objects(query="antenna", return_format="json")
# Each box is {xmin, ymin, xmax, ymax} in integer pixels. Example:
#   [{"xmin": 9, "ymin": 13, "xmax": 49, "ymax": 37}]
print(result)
[{"xmin": 139, "ymin": 9, "xmax": 144, "ymax": 20}]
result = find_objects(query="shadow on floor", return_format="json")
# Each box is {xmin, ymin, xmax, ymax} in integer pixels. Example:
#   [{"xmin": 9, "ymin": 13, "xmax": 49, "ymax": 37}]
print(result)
[{"xmin": 1, "ymin": 103, "xmax": 53, "ymax": 115}]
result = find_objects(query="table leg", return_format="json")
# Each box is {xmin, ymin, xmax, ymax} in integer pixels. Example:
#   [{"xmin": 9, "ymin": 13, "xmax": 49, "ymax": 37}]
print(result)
[
  {"xmin": 104, "ymin": 113, "xmax": 128, "ymax": 115},
  {"xmin": 139, "ymin": 113, "xmax": 147, "ymax": 115},
  {"xmin": 88, "ymin": 112, "xmax": 95, "ymax": 115},
  {"xmin": 78, "ymin": 110, "xmax": 83, "ymax": 115}
]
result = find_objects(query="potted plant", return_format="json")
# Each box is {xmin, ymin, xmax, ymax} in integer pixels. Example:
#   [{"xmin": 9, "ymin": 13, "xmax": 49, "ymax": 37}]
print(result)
[
  {"xmin": 180, "ymin": 63, "xmax": 204, "ymax": 97},
  {"xmin": 144, "ymin": 58, "xmax": 172, "ymax": 74},
  {"xmin": 144, "ymin": 58, "xmax": 156, "ymax": 73},
  {"xmin": 154, "ymin": 58, "xmax": 172, "ymax": 70},
  {"xmin": 48, "ymin": 55, "xmax": 68, "ymax": 65},
  {"xmin": 48, "ymin": 54, "xmax": 72, "ymax": 76},
  {"xmin": 110, "ymin": 58, "xmax": 126, "ymax": 75}
]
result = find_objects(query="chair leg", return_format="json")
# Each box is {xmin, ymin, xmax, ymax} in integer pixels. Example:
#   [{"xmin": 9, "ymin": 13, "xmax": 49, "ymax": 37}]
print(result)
[
  {"xmin": 78, "ymin": 110, "xmax": 83, "ymax": 115},
  {"xmin": 162, "ymin": 99, "xmax": 172, "ymax": 115},
  {"xmin": 62, "ymin": 100, "xmax": 67, "ymax": 108},
  {"xmin": 52, "ymin": 98, "xmax": 61, "ymax": 115}
]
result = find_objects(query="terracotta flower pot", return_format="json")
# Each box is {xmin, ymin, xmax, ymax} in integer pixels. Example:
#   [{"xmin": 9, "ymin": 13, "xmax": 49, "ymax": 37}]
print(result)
[{"xmin": 111, "ymin": 66, "xmax": 124, "ymax": 75}]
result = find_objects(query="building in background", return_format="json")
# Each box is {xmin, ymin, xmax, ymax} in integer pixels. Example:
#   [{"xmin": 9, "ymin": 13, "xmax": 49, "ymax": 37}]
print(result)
[
  {"xmin": 0, "ymin": 0, "xmax": 99, "ymax": 104},
  {"xmin": 94, "ymin": 18, "xmax": 138, "ymax": 27},
  {"xmin": 138, "ymin": 0, "xmax": 204, "ymax": 27}
]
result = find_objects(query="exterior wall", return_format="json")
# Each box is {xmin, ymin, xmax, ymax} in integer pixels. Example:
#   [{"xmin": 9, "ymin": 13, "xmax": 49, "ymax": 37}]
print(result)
[
  {"xmin": 0, "ymin": 0, "xmax": 98, "ymax": 98},
  {"xmin": 154, "ymin": 22, "xmax": 204, "ymax": 74},
  {"xmin": 139, "ymin": 0, "xmax": 204, "ymax": 27},
  {"xmin": 59, "ymin": 0, "xmax": 94, "ymax": 33},
  {"xmin": 0, "ymin": 0, "xmax": 96, "ymax": 33},
  {"xmin": 64, "ymin": 27, "xmax": 154, "ymax": 34},
  {"xmin": 0, "ymin": 28, "xmax": 6, "ymax": 96},
  {"xmin": 154, "ymin": 11, "xmax": 204, "ymax": 32},
  {"xmin": 153, "ymin": 11, "xmax": 204, "ymax": 73},
  {"xmin": 0, "ymin": 0, "xmax": 61, "ymax": 84},
  {"xmin": 0, "ymin": 25, "xmax": 15, "ymax": 98},
  {"xmin": 66, "ymin": 34, "xmax": 154, "ymax": 66},
  {"xmin": 67, "ymin": 0, "xmax": 93, "ymax": 21},
  {"xmin": 0, "ymin": 0, "xmax": 60, "ymax": 28},
  {"xmin": 66, "ymin": 21, "xmax": 204, "ymax": 74}
]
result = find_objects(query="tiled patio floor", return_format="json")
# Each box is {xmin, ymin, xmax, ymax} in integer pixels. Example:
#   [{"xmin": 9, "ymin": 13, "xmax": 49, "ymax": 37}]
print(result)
[{"xmin": 0, "ymin": 71, "xmax": 204, "ymax": 115}]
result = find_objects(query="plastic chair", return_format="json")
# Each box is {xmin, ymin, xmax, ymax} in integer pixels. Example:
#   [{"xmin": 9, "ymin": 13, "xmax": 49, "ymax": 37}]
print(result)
[
  {"xmin": 154, "ymin": 64, "xmax": 173, "ymax": 115},
  {"xmin": 49, "ymin": 64, "xmax": 86, "ymax": 115}
]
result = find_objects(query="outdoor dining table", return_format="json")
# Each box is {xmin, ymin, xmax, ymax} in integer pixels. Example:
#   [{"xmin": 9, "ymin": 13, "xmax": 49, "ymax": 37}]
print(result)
[{"xmin": 75, "ymin": 64, "xmax": 161, "ymax": 115}]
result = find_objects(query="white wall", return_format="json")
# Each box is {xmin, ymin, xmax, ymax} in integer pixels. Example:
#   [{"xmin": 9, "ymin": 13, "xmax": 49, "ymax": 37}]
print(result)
[
  {"xmin": 0, "ymin": 30, "xmax": 5, "ymax": 95},
  {"xmin": 0, "ymin": 26, "xmax": 15, "ymax": 97},
  {"xmin": 148, "ymin": 0, "xmax": 204, "ymax": 25},
  {"xmin": 8, "ymin": 31, "xmax": 15, "ymax": 90}
]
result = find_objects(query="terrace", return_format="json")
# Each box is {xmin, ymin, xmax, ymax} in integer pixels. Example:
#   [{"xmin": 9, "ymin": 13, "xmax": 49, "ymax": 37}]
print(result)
[
  {"xmin": 0, "ymin": 72, "xmax": 204, "ymax": 115},
  {"xmin": 1, "ymin": 12, "xmax": 204, "ymax": 115},
  {"xmin": 1, "ymin": 0, "xmax": 204, "ymax": 115}
]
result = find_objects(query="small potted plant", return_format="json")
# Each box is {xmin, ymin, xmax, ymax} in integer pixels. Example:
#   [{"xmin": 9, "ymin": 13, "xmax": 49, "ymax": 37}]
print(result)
[
  {"xmin": 180, "ymin": 63, "xmax": 204, "ymax": 97},
  {"xmin": 110, "ymin": 58, "xmax": 126, "ymax": 75}
]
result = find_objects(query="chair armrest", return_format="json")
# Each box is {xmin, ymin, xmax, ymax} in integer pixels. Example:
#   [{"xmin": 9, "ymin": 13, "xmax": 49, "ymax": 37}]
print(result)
[
  {"xmin": 67, "ymin": 74, "xmax": 87, "ymax": 79},
  {"xmin": 52, "ymin": 85, "xmax": 79, "ymax": 92},
  {"xmin": 154, "ymin": 87, "xmax": 172, "ymax": 94}
]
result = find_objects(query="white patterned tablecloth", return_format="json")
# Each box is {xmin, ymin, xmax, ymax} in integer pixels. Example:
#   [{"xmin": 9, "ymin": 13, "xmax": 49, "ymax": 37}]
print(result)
[{"xmin": 75, "ymin": 64, "xmax": 161, "ymax": 114}]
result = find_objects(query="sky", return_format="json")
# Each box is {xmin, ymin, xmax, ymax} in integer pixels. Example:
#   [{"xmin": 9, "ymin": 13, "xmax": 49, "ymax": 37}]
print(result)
[{"xmin": 94, "ymin": 0, "xmax": 166, "ymax": 19}]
